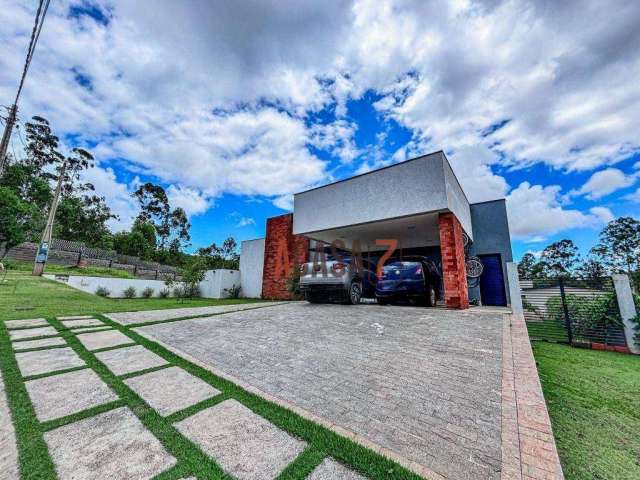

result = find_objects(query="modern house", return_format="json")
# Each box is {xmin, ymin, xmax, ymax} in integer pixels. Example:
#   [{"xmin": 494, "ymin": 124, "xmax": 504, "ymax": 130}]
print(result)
[{"xmin": 240, "ymin": 151, "xmax": 513, "ymax": 309}]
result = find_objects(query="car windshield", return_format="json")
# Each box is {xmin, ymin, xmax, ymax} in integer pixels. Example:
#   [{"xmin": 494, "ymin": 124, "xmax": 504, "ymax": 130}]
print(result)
[{"xmin": 381, "ymin": 262, "xmax": 422, "ymax": 280}]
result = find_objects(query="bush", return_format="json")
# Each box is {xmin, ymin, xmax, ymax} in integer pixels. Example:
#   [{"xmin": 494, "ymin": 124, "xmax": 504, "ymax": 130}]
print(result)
[
  {"xmin": 546, "ymin": 292, "xmax": 621, "ymax": 331},
  {"xmin": 95, "ymin": 286, "xmax": 110, "ymax": 297},
  {"xmin": 225, "ymin": 284, "xmax": 241, "ymax": 299},
  {"xmin": 173, "ymin": 285, "xmax": 186, "ymax": 298},
  {"xmin": 123, "ymin": 286, "xmax": 137, "ymax": 298},
  {"xmin": 159, "ymin": 288, "xmax": 170, "ymax": 298},
  {"xmin": 180, "ymin": 259, "xmax": 207, "ymax": 299},
  {"xmin": 141, "ymin": 287, "xmax": 154, "ymax": 298}
]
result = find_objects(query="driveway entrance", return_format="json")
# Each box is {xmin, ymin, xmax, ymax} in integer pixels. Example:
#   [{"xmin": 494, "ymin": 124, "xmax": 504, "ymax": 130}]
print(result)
[{"xmin": 136, "ymin": 303, "xmax": 504, "ymax": 479}]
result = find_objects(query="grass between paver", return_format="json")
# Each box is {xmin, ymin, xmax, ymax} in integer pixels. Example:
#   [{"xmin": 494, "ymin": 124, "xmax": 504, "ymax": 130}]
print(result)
[
  {"xmin": 0, "ymin": 271, "xmax": 263, "ymax": 320},
  {"xmin": 0, "ymin": 313, "xmax": 425, "ymax": 480},
  {"xmin": 532, "ymin": 342, "xmax": 640, "ymax": 480}
]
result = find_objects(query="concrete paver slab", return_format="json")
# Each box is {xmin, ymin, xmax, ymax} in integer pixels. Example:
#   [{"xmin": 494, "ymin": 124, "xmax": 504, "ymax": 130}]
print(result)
[
  {"xmin": 106, "ymin": 302, "xmax": 285, "ymax": 325},
  {"xmin": 15, "ymin": 347, "xmax": 85, "ymax": 377},
  {"xmin": 0, "ymin": 369, "xmax": 19, "ymax": 480},
  {"xmin": 61, "ymin": 318, "xmax": 104, "ymax": 328},
  {"xmin": 175, "ymin": 399, "xmax": 306, "ymax": 480},
  {"xmin": 138, "ymin": 303, "xmax": 504, "ymax": 480},
  {"xmin": 13, "ymin": 336, "xmax": 66, "ymax": 350},
  {"xmin": 124, "ymin": 366, "xmax": 220, "ymax": 416},
  {"xmin": 308, "ymin": 458, "xmax": 368, "ymax": 480},
  {"xmin": 57, "ymin": 315, "xmax": 94, "ymax": 320},
  {"xmin": 9, "ymin": 326, "xmax": 58, "ymax": 341},
  {"xmin": 44, "ymin": 407, "xmax": 176, "ymax": 480},
  {"xmin": 73, "ymin": 326, "xmax": 113, "ymax": 334},
  {"xmin": 96, "ymin": 345, "xmax": 168, "ymax": 376},
  {"xmin": 26, "ymin": 369, "xmax": 118, "ymax": 421},
  {"xmin": 76, "ymin": 330, "xmax": 132, "ymax": 351},
  {"xmin": 5, "ymin": 318, "xmax": 48, "ymax": 329}
]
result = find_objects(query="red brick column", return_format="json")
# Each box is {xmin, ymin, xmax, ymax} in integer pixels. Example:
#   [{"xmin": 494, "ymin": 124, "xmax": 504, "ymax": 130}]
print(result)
[
  {"xmin": 438, "ymin": 212, "xmax": 469, "ymax": 309},
  {"xmin": 261, "ymin": 213, "xmax": 309, "ymax": 300}
]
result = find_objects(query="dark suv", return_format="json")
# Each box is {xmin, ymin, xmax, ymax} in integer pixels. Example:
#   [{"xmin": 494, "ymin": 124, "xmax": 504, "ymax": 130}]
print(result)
[{"xmin": 375, "ymin": 256, "xmax": 442, "ymax": 306}]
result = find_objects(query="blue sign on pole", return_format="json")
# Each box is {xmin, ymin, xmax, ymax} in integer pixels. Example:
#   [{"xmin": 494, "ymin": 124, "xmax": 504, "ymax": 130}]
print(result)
[{"xmin": 36, "ymin": 242, "xmax": 49, "ymax": 263}]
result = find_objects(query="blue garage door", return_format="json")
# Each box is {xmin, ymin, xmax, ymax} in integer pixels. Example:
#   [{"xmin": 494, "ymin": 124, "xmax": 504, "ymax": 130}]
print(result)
[{"xmin": 479, "ymin": 254, "xmax": 507, "ymax": 306}]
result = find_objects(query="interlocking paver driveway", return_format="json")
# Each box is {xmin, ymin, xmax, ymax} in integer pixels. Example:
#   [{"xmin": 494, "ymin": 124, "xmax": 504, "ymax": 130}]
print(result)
[{"xmin": 137, "ymin": 303, "xmax": 504, "ymax": 480}]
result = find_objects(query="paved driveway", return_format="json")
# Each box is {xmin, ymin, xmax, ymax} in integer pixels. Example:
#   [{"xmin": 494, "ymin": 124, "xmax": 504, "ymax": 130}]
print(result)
[{"xmin": 136, "ymin": 303, "xmax": 504, "ymax": 479}]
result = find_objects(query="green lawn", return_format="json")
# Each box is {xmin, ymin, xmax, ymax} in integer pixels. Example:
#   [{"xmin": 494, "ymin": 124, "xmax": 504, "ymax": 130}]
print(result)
[
  {"xmin": 0, "ymin": 271, "xmax": 261, "ymax": 320},
  {"xmin": 532, "ymin": 342, "xmax": 640, "ymax": 480},
  {"xmin": 5, "ymin": 260, "xmax": 135, "ymax": 278}
]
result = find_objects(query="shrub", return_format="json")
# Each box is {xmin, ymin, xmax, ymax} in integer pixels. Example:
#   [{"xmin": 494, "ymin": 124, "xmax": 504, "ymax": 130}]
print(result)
[
  {"xmin": 123, "ymin": 286, "xmax": 137, "ymax": 298},
  {"xmin": 173, "ymin": 285, "xmax": 186, "ymax": 298},
  {"xmin": 95, "ymin": 286, "xmax": 110, "ymax": 297},
  {"xmin": 180, "ymin": 259, "xmax": 207, "ymax": 299},
  {"xmin": 225, "ymin": 284, "xmax": 241, "ymax": 299},
  {"xmin": 286, "ymin": 265, "xmax": 302, "ymax": 299},
  {"xmin": 141, "ymin": 287, "xmax": 154, "ymax": 298},
  {"xmin": 159, "ymin": 288, "xmax": 170, "ymax": 298}
]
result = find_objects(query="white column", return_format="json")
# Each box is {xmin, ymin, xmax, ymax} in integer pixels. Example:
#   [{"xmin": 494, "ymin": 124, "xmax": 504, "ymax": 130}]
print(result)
[
  {"xmin": 612, "ymin": 274, "xmax": 639, "ymax": 355},
  {"xmin": 506, "ymin": 262, "xmax": 524, "ymax": 315}
]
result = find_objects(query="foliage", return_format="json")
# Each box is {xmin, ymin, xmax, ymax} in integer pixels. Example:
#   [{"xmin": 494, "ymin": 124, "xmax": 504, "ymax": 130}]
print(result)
[
  {"xmin": 285, "ymin": 264, "xmax": 302, "ymax": 298},
  {"xmin": 141, "ymin": 287, "xmax": 154, "ymax": 298},
  {"xmin": 575, "ymin": 256, "xmax": 609, "ymax": 280},
  {"xmin": 590, "ymin": 217, "xmax": 640, "ymax": 274},
  {"xmin": 95, "ymin": 286, "xmax": 110, "ymax": 297},
  {"xmin": 545, "ymin": 293, "xmax": 621, "ymax": 332},
  {"xmin": 133, "ymin": 182, "xmax": 191, "ymax": 251},
  {"xmin": 540, "ymin": 239, "xmax": 580, "ymax": 277},
  {"xmin": 112, "ymin": 219, "xmax": 157, "ymax": 260},
  {"xmin": 518, "ymin": 253, "xmax": 546, "ymax": 279},
  {"xmin": 197, "ymin": 237, "xmax": 240, "ymax": 270},
  {"xmin": 180, "ymin": 258, "xmax": 207, "ymax": 298},
  {"xmin": 54, "ymin": 195, "xmax": 116, "ymax": 248},
  {"xmin": 158, "ymin": 288, "xmax": 170, "ymax": 298},
  {"xmin": 632, "ymin": 294, "xmax": 640, "ymax": 348},
  {"xmin": 224, "ymin": 284, "xmax": 242, "ymax": 299},
  {"xmin": 0, "ymin": 186, "xmax": 40, "ymax": 258},
  {"xmin": 123, "ymin": 286, "xmax": 137, "ymax": 298}
]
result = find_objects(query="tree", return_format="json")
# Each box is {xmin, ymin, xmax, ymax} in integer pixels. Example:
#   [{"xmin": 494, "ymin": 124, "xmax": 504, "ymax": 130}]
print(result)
[
  {"xmin": 517, "ymin": 253, "xmax": 546, "ymax": 279},
  {"xmin": 591, "ymin": 217, "xmax": 640, "ymax": 274},
  {"xmin": 540, "ymin": 239, "xmax": 580, "ymax": 277},
  {"xmin": 112, "ymin": 219, "xmax": 157, "ymax": 259},
  {"xmin": 24, "ymin": 116, "xmax": 64, "ymax": 180},
  {"xmin": 54, "ymin": 194, "xmax": 116, "ymax": 248},
  {"xmin": 197, "ymin": 237, "xmax": 240, "ymax": 270},
  {"xmin": 0, "ymin": 187, "xmax": 39, "ymax": 258},
  {"xmin": 576, "ymin": 257, "xmax": 609, "ymax": 280},
  {"xmin": 133, "ymin": 183, "xmax": 191, "ymax": 250}
]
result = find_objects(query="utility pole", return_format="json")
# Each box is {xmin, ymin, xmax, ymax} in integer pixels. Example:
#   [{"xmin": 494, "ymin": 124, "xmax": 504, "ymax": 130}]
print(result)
[
  {"xmin": 0, "ymin": 0, "xmax": 50, "ymax": 175},
  {"xmin": 33, "ymin": 160, "xmax": 66, "ymax": 276}
]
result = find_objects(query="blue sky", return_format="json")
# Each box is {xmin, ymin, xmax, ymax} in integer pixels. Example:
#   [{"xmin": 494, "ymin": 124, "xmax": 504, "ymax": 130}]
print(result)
[{"xmin": 2, "ymin": 0, "xmax": 639, "ymax": 261}]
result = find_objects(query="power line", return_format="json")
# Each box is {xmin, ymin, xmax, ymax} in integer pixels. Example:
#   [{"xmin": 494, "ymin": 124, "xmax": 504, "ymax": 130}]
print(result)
[{"xmin": 0, "ymin": 0, "xmax": 51, "ymax": 174}]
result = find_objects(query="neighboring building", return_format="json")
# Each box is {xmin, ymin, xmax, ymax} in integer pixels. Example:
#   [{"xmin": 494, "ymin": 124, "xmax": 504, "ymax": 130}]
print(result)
[{"xmin": 240, "ymin": 151, "xmax": 513, "ymax": 309}]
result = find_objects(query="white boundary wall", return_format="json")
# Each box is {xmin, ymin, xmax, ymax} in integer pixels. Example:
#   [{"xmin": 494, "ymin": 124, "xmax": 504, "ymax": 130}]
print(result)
[
  {"xmin": 240, "ymin": 239, "xmax": 265, "ymax": 298},
  {"xmin": 44, "ymin": 269, "xmax": 240, "ymax": 299}
]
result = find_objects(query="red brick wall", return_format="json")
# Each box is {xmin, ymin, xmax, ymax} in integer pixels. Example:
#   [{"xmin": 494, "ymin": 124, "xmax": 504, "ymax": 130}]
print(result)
[
  {"xmin": 261, "ymin": 213, "xmax": 310, "ymax": 300},
  {"xmin": 438, "ymin": 213, "xmax": 469, "ymax": 309}
]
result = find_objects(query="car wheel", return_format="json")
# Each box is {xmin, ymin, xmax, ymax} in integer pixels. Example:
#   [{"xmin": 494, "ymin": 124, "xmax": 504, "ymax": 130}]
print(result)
[
  {"xmin": 347, "ymin": 282, "xmax": 362, "ymax": 305},
  {"xmin": 426, "ymin": 285, "xmax": 437, "ymax": 307}
]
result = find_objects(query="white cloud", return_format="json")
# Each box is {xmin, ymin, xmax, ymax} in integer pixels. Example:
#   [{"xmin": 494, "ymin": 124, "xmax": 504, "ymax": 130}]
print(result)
[
  {"xmin": 573, "ymin": 168, "xmax": 638, "ymax": 200},
  {"xmin": 166, "ymin": 185, "xmax": 211, "ymax": 217},
  {"xmin": 236, "ymin": 217, "xmax": 256, "ymax": 227},
  {"xmin": 589, "ymin": 206, "xmax": 615, "ymax": 224},
  {"xmin": 80, "ymin": 164, "xmax": 138, "ymax": 232},
  {"xmin": 447, "ymin": 145, "xmax": 509, "ymax": 203},
  {"xmin": 506, "ymin": 182, "xmax": 606, "ymax": 240},
  {"xmin": 624, "ymin": 188, "xmax": 640, "ymax": 203},
  {"xmin": 308, "ymin": 120, "xmax": 360, "ymax": 164}
]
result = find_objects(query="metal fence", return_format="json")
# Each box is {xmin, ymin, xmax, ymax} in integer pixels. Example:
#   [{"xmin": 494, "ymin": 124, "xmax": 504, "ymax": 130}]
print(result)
[{"xmin": 521, "ymin": 276, "xmax": 628, "ymax": 350}]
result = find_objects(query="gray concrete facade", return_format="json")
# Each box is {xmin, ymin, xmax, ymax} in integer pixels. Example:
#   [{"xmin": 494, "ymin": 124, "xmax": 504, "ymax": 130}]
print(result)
[
  {"xmin": 468, "ymin": 199, "xmax": 513, "ymax": 304},
  {"xmin": 293, "ymin": 151, "xmax": 473, "ymax": 239}
]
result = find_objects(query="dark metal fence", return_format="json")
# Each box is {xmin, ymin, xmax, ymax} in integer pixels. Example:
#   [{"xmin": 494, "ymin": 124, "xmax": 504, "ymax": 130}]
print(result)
[{"xmin": 521, "ymin": 276, "xmax": 628, "ymax": 350}]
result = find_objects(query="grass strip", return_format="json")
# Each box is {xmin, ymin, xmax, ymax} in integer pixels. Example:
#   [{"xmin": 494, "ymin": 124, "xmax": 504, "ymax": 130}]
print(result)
[
  {"xmin": 89, "ymin": 342, "xmax": 137, "ymax": 354},
  {"xmin": 40, "ymin": 400, "xmax": 126, "ymax": 432},
  {"xmin": 22, "ymin": 365, "xmax": 88, "ymax": 382},
  {"xmin": 150, "ymin": 463, "xmax": 196, "ymax": 480},
  {"xmin": 11, "ymin": 334, "xmax": 61, "ymax": 343},
  {"xmin": 164, "ymin": 394, "xmax": 230, "ymax": 424},
  {"xmin": 119, "ymin": 364, "xmax": 172, "ymax": 380},
  {"xmin": 4, "ymin": 324, "xmax": 52, "ymax": 331},
  {"xmin": 276, "ymin": 446, "xmax": 327, "ymax": 480},
  {"xmin": 13, "ymin": 344, "xmax": 68, "ymax": 354},
  {"xmin": 0, "ymin": 322, "xmax": 58, "ymax": 479},
  {"xmin": 96, "ymin": 313, "xmax": 423, "ymax": 480},
  {"xmin": 47, "ymin": 316, "xmax": 230, "ymax": 480}
]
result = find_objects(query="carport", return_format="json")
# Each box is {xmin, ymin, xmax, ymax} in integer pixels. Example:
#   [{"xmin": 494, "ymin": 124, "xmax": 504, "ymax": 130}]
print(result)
[{"xmin": 241, "ymin": 151, "xmax": 513, "ymax": 309}]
